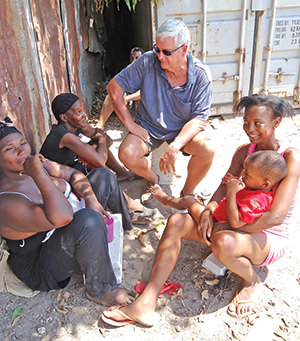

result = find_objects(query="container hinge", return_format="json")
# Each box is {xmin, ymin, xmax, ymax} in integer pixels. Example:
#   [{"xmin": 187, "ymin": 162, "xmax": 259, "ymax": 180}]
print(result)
[
  {"xmin": 214, "ymin": 72, "xmax": 240, "ymax": 84},
  {"xmin": 269, "ymin": 68, "xmax": 296, "ymax": 84}
]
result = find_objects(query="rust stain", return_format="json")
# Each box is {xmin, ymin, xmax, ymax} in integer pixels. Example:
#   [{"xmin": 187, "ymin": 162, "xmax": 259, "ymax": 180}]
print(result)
[
  {"xmin": 0, "ymin": 1, "xmax": 46, "ymax": 150},
  {"xmin": 30, "ymin": 0, "xmax": 70, "ymax": 128},
  {"xmin": 0, "ymin": 0, "xmax": 88, "ymax": 151}
]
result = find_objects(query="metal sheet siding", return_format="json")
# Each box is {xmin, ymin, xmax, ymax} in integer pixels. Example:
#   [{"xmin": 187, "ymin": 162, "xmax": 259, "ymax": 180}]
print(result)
[
  {"xmin": 0, "ymin": 0, "xmax": 50, "ymax": 151},
  {"xmin": 0, "ymin": 0, "xmax": 88, "ymax": 150}
]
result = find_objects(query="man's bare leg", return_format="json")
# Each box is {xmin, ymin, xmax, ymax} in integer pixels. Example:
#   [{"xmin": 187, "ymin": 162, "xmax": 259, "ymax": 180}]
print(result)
[
  {"xmin": 211, "ymin": 229, "xmax": 270, "ymax": 316},
  {"xmin": 181, "ymin": 134, "xmax": 215, "ymax": 196},
  {"xmin": 97, "ymin": 95, "xmax": 114, "ymax": 129},
  {"xmin": 102, "ymin": 212, "xmax": 202, "ymax": 326},
  {"xmin": 119, "ymin": 134, "xmax": 158, "ymax": 184}
]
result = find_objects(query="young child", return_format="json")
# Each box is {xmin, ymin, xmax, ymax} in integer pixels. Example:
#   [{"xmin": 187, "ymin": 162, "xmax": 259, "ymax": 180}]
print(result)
[{"xmin": 152, "ymin": 150, "xmax": 287, "ymax": 229}]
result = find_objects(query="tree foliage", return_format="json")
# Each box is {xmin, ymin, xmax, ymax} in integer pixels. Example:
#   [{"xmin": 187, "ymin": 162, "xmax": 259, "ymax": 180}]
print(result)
[{"xmin": 94, "ymin": 0, "xmax": 159, "ymax": 12}]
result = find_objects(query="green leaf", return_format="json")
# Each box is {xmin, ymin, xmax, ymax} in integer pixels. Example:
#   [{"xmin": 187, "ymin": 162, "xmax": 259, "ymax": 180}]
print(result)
[
  {"xmin": 11, "ymin": 306, "xmax": 22, "ymax": 319},
  {"xmin": 124, "ymin": 0, "xmax": 131, "ymax": 10}
]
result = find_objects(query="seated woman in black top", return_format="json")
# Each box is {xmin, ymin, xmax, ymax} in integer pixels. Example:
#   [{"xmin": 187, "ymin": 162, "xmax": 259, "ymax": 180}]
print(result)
[{"xmin": 41, "ymin": 93, "xmax": 151, "ymax": 224}]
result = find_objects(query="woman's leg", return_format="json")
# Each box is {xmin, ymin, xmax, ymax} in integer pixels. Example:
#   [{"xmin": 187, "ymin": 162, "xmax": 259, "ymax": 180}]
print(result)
[
  {"xmin": 211, "ymin": 228, "xmax": 270, "ymax": 316},
  {"xmin": 103, "ymin": 212, "xmax": 202, "ymax": 326},
  {"xmin": 87, "ymin": 168, "xmax": 132, "ymax": 230},
  {"xmin": 43, "ymin": 209, "xmax": 133, "ymax": 305}
]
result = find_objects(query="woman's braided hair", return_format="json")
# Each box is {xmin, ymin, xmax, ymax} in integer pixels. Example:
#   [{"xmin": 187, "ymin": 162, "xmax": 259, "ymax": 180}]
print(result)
[{"xmin": 0, "ymin": 117, "xmax": 21, "ymax": 141}]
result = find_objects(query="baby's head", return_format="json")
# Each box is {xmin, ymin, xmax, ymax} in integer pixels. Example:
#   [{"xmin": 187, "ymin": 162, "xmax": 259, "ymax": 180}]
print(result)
[{"xmin": 242, "ymin": 150, "xmax": 287, "ymax": 190}]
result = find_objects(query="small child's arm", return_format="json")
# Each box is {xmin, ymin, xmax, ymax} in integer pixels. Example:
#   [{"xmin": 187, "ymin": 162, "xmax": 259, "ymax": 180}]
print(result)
[{"xmin": 226, "ymin": 179, "xmax": 246, "ymax": 228}]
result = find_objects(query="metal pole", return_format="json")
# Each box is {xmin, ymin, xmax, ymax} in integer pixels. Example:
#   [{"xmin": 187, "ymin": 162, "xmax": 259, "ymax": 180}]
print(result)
[
  {"xmin": 202, "ymin": 0, "xmax": 207, "ymax": 63},
  {"xmin": 262, "ymin": 0, "xmax": 277, "ymax": 94},
  {"xmin": 237, "ymin": 0, "xmax": 247, "ymax": 95}
]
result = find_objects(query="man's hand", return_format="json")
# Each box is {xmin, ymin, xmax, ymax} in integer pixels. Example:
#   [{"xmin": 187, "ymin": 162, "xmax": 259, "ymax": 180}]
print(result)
[
  {"xmin": 128, "ymin": 122, "xmax": 150, "ymax": 142},
  {"xmin": 197, "ymin": 209, "xmax": 213, "ymax": 246},
  {"xmin": 159, "ymin": 141, "xmax": 181, "ymax": 174}
]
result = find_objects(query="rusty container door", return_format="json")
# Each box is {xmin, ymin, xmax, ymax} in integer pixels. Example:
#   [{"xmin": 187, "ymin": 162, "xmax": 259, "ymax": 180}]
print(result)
[{"xmin": 152, "ymin": 0, "xmax": 300, "ymax": 115}]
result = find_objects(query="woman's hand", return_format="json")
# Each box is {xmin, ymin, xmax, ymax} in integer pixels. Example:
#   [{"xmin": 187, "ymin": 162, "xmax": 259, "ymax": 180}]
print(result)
[
  {"xmin": 23, "ymin": 154, "xmax": 44, "ymax": 177},
  {"xmin": 85, "ymin": 199, "xmax": 109, "ymax": 219},
  {"xmin": 198, "ymin": 209, "xmax": 213, "ymax": 246}
]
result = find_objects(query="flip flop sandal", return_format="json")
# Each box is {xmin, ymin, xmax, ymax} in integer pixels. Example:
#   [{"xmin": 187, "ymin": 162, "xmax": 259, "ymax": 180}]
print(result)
[
  {"xmin": 135, "ymin": 280, "xmax": 184, "ymax": 298},
  {"xmin": 101, "ymin": 305, "xmax": 137, "ymax": 327},
  {"xmin": 130, "ymin": 213, "xmax": 151, "ymax": 225},
  {"xmin": 227, "ymin": 291, "xmax": 256, "ymax": 318},
  {"xmin": 179, "ymin": 191, "xmax": 207, "ymax": 205},
  {"xmin": 101, "ymin": 304, "xmax": 154, "ymax": 328}
]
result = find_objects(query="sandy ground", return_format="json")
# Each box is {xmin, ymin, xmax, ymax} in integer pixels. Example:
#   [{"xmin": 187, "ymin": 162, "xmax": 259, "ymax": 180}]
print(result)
[{"xmin": 1, "ymin": 113, "xmax": 300, "ymax": 340}]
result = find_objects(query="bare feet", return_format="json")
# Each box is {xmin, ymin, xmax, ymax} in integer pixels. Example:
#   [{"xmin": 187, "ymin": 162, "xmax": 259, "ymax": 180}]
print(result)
[
  {"xmin": 127, "ymin": 197, "xmax": 145, "ymax": 212},
  {"xmin": 102, "ymin": 299, "xmax": 158, "ymax": 327},
  {"xmin": 227, "ymin": 280, "xmax": 261, "ymax": 318},
  {"xmin": 151, "ymin": 184, "xmax": 188, "ymax": 210},
  {"xmin": 151, "ymin": 184, "xmax": 171, "ymax": 207},
  {"xmin": 86, "ymin": 287, "xmax": 135, "ymax": 306}
]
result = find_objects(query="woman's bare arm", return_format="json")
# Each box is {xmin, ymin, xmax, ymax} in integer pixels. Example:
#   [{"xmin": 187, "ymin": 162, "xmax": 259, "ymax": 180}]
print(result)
[
  {"xmin": 42, "ymin": 157, "xmax": 107, "ymax": 217},
  {"xmin": 198, "ymin": 144, "xmax": 248, "ymax": 244},
  {"xmin": 0, "ymin": 155, "xmax": 73, "ymax": 234},
  {"xmin": 60, "ymin": 132, "xmax": 108, "ymax": 168}
]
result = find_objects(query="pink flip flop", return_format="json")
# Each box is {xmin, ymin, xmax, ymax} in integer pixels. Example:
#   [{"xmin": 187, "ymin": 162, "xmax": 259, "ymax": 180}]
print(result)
[{"xmin": 135, "ymin": 280, "xmax": 184, "ymax": 298}]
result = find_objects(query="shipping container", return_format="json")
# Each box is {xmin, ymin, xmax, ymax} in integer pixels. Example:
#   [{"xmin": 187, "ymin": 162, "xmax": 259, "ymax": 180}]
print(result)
[{"xmin": 151, "ymin": 0, "xmax": 300, "ymax": 115}]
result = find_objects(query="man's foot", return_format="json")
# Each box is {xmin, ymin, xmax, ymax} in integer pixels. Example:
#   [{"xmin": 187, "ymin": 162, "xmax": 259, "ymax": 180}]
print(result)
[
  {"xmin": 86, "ymin": 287, "xmax": 135, "ymax": 307},
  {"xmin": 101, "ymin": 300, "xmax": 158, "ymax": 327},
  {"xmin": 227, "ymin": 281, "xmax": 261, "ymax": 318}
]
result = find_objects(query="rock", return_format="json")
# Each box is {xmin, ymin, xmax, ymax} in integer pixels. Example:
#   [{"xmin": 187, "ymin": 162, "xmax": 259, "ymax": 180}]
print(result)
[{"xmin": 37, "ymin": 326, "xmax": 46, "ymax": 335}]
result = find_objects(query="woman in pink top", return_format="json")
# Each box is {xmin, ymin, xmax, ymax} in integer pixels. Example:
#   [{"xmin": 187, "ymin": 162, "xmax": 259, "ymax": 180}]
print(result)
[{"xmin": 101, "ymin": 95, "xmax": 300, "ymax": 326}]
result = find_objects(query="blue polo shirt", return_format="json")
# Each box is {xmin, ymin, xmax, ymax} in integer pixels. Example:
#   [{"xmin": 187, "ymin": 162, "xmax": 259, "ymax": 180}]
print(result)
[{"xmin": 115, "ymin": 51, "xmax": 212, "ymax": 140}]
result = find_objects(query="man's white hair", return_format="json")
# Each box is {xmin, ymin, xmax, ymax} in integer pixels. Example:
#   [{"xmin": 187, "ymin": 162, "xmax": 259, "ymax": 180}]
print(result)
[{"xmin": 156, "ymin": 19, "xmax": 190, "ymax": 49}]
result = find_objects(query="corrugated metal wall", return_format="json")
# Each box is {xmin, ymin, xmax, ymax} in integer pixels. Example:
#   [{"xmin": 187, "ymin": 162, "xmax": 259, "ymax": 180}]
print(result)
[{"xmin": 0, "ymin": 0, "xmax": 88, "ymax": 152}]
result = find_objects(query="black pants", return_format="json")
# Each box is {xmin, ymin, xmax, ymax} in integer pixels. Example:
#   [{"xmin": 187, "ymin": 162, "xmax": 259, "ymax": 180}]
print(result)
[
  {"xmin": 45, "ymin": 209, "xmax": 118, "ymax": 297},
  {"xmin": 7, "ymin": 209, "xmax": 117, "ymax": 297},
  {"xmin": 7, "ymin": 168, "xmax": 131, "ymax": 297}
]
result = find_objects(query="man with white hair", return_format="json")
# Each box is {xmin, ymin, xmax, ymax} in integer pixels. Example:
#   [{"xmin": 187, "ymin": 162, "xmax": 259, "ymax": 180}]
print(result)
[{"xmin": 107, "ymin": 19, "xmax": 214, "ymax": 206}]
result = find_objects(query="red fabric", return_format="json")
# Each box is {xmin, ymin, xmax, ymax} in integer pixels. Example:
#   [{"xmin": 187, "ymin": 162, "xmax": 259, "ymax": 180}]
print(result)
[{"xmin": 212, "ymin": 187, "xmax": 275, "ymax": 224}]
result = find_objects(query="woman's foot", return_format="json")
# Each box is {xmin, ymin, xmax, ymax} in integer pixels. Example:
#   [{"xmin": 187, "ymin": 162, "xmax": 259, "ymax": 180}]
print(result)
[
  {"xmin": 101, "ymin": 299, "xmax": 158, "ymax": 327},
  {"xmin": 86, "ymin": 287, "xmax": 135, "ymax": 306},
  {"xmin": 151, "ymin": 184, "xmax": 170, "ymax": 207},
  {"xmin": 227, "ymin": 280, "xmax": 261, "ymax": 318},
  {"xmin": 151, "ymin": 184, "xmax": 188, "ymax": 210}
]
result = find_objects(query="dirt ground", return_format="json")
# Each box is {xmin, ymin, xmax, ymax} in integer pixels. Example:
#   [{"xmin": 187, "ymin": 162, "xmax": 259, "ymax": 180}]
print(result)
[{"xmin": 1, "ymin": 113, "xmax": 300, "ymax": 340}]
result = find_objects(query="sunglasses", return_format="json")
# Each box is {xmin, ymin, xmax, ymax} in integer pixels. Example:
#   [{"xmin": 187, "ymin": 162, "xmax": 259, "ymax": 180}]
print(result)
[{"xmin": 153, "ymin": 44, "xmax": 184, "ymax": 56}]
